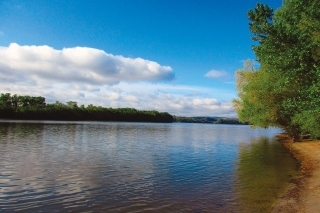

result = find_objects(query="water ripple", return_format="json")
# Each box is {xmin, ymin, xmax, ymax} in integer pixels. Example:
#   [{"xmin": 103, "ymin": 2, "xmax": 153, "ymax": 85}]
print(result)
[{"xmin": 0, "ymin": 121, "xmax": 295, "ymax": 212}]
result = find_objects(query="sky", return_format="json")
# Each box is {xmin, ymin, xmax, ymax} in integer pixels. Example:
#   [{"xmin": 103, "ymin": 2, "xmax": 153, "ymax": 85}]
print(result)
[{"xmin": 0, "ymin": 0, "xmax": 282, "ymax": 117}]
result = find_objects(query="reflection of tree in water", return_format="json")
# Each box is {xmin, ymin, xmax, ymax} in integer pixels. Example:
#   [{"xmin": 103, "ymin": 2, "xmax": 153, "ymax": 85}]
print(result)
[
  {"xmin": 0, "ymin": 122, "xmax": 45, "ymax": 142},
  {"xmin": 0, "ymin": 123, "xmax": 10, "ymax": 140},
  {"xmin": 235, "ymin": 136, "xmax": 299, "ymax": 213}
]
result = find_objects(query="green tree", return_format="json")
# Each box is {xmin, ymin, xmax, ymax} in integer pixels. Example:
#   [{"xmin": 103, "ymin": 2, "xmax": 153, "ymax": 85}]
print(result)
[
  {"xmin": 0, "ymin": 93, "xmax": 173, "ymax": 122},
  {"xmin": 66, "ymin": 101, "xmax": 78, "ymax": 108},
  {"xmin": 233, "ymin": 62, "xmax": 281, "ymax": 128},
  {"xmin": 234, "ymin": 0, "xmax": 320, "ymax": 140},
  {"xmin": 0, "ymin": 93, "xmax": 12, "ymax": 108}
]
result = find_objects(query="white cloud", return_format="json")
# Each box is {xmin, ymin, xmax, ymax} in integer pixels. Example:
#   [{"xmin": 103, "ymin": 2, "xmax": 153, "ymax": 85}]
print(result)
[
  {"xmin": 0, "ymin": 43, "xmax": 237, "ymax": 117},
  {"xmin": 0, "ymin": 43, "xmax": 174, "ymax": 85},
  {"xmin": 205, "ymin": 70, "xmax": 228, "ymax": 79},
  {"xmin": 0, "ymin": 80, "xmax": 236, "ymax": 117}
]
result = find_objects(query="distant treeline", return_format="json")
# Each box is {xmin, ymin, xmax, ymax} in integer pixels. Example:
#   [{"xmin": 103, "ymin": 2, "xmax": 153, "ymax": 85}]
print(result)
[
  {"xmin": 0, "ymin": 93, "xmax": 174, "ymax": 123},
  {"xmin": 173, "ymin": 116, "xmax": 248, "ymax": 125}
]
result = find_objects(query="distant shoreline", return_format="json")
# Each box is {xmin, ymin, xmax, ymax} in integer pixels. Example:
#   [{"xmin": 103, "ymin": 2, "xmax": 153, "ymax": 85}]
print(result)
[
  {"xmin": 273, "ymin": 134, "xmax": 320, "ymax": 212},
  {"xmin": 0, "ymin": 118, "xmax": 248, "ymax": 125},
  {"xmin": 173, "ymin": 116, "xmax": 249, "ymax": 125},
  {"xmin": 1, "ymin": 94, "xmax": 248, "ymax": 125}
]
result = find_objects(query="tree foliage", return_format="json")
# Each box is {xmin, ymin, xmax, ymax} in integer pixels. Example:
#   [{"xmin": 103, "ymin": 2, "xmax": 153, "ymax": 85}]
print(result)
[
  {"xmin": 173, "ymin": 116, "xmax": 248, "ymax": 125},
  {"xmin": 0, "ymin": 93, "xmax": 174, "ymax": 123},
  {"xmin": 234, "ymin": 0, "xmax": 320, "ymax": 140}
]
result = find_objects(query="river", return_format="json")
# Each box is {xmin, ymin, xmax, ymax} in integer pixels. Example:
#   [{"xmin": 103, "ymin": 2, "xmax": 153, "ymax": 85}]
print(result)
[{"xmin": 0, "ymin": 121, "xmax": 299, "ymax": 212}]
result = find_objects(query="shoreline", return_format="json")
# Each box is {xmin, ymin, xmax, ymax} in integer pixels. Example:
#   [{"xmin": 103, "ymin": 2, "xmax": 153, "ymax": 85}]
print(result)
[{"xmin": 272, "ymin": 134, "xmax": 320, "ymax": 213}]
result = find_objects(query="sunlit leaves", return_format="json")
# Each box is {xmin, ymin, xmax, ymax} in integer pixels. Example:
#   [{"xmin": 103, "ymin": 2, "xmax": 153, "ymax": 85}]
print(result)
[{"xmin": 235, "ymin": 0, "xmax": 320, "ymax": 140}]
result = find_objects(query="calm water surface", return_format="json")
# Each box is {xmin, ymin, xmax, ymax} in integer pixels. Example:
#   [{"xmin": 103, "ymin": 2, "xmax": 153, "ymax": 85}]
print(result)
[{"xmin": 0, "ymin": 121, "xmax": 298, "ymax": 213}]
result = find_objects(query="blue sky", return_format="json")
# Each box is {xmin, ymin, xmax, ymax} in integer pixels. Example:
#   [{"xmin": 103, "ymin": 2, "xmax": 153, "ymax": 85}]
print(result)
[{"xmin": 0, "ymin": 0, "xmax": 281, "ymax": 117}]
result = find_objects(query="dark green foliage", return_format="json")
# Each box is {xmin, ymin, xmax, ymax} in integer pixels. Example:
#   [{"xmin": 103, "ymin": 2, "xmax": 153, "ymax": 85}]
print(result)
[
  {"xmin": 174, "ymin": 116, "xmax": 218, "ymax": 123},
  {"xmin": 173, "ymin": 116, "xmax": 248, "ymax": 125},
  {"xmin": 0, "ymin": 93, "xmax": 174, "ymax": 123},
  {"xmin": 214, "ymin": 118, "xmax": 249, "ymax": 125},
  {"xmin": 234, "ymin": 0, "xmax": 320, "ymax": 140}
]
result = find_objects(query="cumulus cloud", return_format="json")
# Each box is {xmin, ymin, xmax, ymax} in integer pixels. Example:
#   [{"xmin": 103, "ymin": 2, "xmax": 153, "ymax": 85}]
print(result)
[
  {"xmin": 205, "ymin": 70, "xmax": 228, "ymax": 79},
  {"xmin": 0, "ymin": 43, "xmax": 174, "ymax": 85},
  {"xmin": 64, "ymin": 90, "xmax": 235, "ymax": 117},
  {"xmin": 0, "ymin": 79, "xmax": 236, "ymax": 117},
  {"xmin": 0, "ymin": 43, "xmax": 237, "ymax": 117}
]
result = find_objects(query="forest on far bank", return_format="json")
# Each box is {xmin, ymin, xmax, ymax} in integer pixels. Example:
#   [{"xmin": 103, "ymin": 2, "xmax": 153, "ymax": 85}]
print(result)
[
  {"xmin": 0, "ymin": 93, "xmax": 247, "ymax": 125},
  {"xmin": 173, "ymin": 116, "xmax": 248, "ymax": 125},
  {"xmin": 0, "ymin": 93, "xmax": 174, "ymax": 123}
]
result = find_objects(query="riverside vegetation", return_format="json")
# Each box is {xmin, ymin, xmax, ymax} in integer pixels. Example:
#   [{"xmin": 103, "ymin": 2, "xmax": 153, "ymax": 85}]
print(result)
[
  {"xmin": 0, "ymin": 93, "xmax": 173, "ymax": 123},
  {"xmin": 233, "ymin": 0, "xmax": 320, "ymax": 141},
  {"xmin": 173, "ymin": 116, "xmax": 248, "ymax": 125},
  {"xmin": 233, "ymin": 1, "xmax": 320, "ymax": 211},
  {"xmin": 0, "ymin": 93, "xmax": 247, "ymax": 124}
]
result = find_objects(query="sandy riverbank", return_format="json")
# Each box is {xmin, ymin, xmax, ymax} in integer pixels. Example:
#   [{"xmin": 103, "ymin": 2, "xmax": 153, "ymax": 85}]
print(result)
[{"xmin": 272, "ymin": 135, "xmax": 320, "ymax": 213}]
